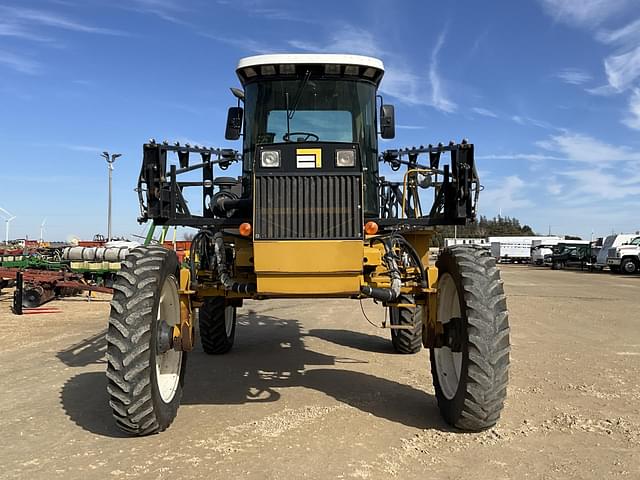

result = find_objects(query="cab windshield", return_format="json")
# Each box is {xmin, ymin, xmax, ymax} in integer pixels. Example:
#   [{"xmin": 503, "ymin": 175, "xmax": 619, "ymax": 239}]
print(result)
[{"xmin": 243, "ymin": 77, "xmax": 378, "ymax": 171}]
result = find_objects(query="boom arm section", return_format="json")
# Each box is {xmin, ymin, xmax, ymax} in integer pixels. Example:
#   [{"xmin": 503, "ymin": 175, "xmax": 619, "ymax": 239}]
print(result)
[
  {"xmin": 376, "ymin": 140, "xmax": 479, "ymax": 229},
  {"xmin": 137, "ymin": 140, "xmax": 245, "ymax": 227}
]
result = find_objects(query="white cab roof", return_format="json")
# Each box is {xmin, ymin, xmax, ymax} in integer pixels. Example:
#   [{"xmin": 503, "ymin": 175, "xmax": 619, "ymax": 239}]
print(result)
[{"xmin": 237, "ymin": 54, "xmax": 384, "ymax": 71}]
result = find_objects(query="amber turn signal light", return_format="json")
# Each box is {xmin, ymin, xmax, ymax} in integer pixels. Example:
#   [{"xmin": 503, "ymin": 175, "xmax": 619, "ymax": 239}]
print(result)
[
  {"xmin": 239, "ymin": 223, "xmax": 252, "ymax": 237},
  {"xmin": 364, "ymin": 221, "xmax": 379, "ymax": 235}
]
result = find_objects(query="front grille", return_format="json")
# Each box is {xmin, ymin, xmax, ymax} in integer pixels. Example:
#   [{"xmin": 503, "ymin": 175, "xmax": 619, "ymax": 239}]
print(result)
[
  {"xmin": 254, "ymin": 174, "xmax": 362, "ymax": 240},
  {"xmin": 608, "ymin": 247, "xmax": 619, "ymax": 258}
]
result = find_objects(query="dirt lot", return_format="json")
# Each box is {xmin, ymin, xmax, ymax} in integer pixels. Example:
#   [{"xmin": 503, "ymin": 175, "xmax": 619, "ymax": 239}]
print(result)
[{"xmin": 1, "ymin": 265, "xmax": 639, "ymax": 479}]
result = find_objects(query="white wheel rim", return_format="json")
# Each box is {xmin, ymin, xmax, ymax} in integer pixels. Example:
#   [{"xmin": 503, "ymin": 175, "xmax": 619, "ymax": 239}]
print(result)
[
  {"xmin": 434, "ymin": 272, "xmax": 463, "ymax": 400},
  {"xmin": 224, "ymin": 306, "xmax": 234, "ymax": 337},
  {"xmin": 155, "ymin": 275, "xmax": 183, "ymax": 403}
]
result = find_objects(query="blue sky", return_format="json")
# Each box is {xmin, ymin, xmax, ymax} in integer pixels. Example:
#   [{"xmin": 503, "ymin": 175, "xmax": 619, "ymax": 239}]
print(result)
[{"xmin": 1, "ymin": 0, "xmax": 640, "ymax": 241}]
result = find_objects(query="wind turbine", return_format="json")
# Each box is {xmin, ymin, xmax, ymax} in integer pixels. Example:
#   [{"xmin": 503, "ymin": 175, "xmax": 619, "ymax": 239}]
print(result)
[
  {"xmin": 0, "ymin": 207, "xmax": 16, "ymax": 245},
  {"xmin": 40, "ymin": 218, "xmax": 47, "ymax": 244}
]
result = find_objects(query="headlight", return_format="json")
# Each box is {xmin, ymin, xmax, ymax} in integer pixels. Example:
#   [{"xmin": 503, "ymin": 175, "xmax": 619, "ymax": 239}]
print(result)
[
  {"xmin": 261, "ymin": 150, "xmax": 280, "ymax": 168},
  {"xmin": 336, "ymin": 149, "xmax": 355, "ymax": 167}
]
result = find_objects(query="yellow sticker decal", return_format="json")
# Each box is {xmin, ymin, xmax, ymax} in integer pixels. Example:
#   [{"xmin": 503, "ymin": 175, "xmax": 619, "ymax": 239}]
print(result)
[{"xmin": 296, "ymin": 148, "xmax": 322, "ymax": 168}]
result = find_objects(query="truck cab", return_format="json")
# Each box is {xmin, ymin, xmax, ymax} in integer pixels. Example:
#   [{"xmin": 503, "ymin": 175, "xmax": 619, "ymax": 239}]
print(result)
[{"xmin": 607, "ymin": 236, "xmax": 640, "ymax": 274}]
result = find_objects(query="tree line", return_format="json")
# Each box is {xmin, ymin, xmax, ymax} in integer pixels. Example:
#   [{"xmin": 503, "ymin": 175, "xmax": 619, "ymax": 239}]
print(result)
[{"xmin": 432, "ymin": 216, "xmax": 535, "ymax": 247}]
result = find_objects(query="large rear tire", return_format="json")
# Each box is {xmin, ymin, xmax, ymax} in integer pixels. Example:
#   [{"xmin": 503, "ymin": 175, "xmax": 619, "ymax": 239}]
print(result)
[
  {"xmin": 389, "ymin": 294, "xmax": 422, "ymax": 354},
  {"xmin": 106, "ymin": 246, "xmax": 186, "ymax": 436},
  {"xmin": 430, "ymin": 246, "xmax": 510, "ymax": 431},
  {"xmin": 199, "ymin": 297, "xmax": 236, "ymax": 354}
]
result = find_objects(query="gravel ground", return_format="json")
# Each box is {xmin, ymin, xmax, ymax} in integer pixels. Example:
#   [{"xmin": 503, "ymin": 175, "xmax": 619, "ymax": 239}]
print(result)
[{"xmin": 1, "ymin": 265, "xmax": 639, "ymax": 479}]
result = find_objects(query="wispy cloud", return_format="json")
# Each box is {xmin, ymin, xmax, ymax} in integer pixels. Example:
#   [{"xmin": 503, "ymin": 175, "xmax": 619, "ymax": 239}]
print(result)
[
  {"xmin": 218, "ymin": 0, "xmax": 320, "ymax": 25},
  {"xmin": 119, "ymin": 0, "xmax": 191, "ymax": 26},
  {"xmin": 428, "ymin": 29, "xmax": 456, "ymax": 113},
  {"xmin": 594, "ymin": 17, "xmax": 640, "ymax": 131},
  {"xmin": 288, "ymin": 27, "xmax": 384, "ymax": 58},
  {"xmin": 539, "ymin": 0, "xmax": 640, "ymax": 135},
  {"xmin": 585, "ymin": 84, "xmax": 619, "ymax": 96},
  {"xmin": 0, "ymin": 22, "xmax": 52, "ymax": 42},
  {"xmin": 555, "ymin": 68, "xmax": 592, "ymax": 85},
  {"xmin": 0, "ymin": 5, "xmax": 126, "ymax": 36},
  {"xmin": 60, "ymin": 144, "xmax": 105, "ymax": 153},
  {"xmin": 594, "ymin": 17, "xmax": 640, "ymax": 95},
  {"xmin": 250, "ymin": 7, "xmax": 320, "ymax": 25},
  {"xmin": 603, "ymin": 46, "xmax": 640, "ymax": 91},
  {"xmin": 495, "ymin": 130, "xmax": 640, "ymax": 212},
  {"xmin": 623, "ymin": 88, "xmax": 640, "ymax": 130},
  {"xmin": 558, "ymin": 167, "xmax": 640, "ymax": 200},
  {"xmin": 396, "ymin": 124, "xmax": 426, "ymax": 130},
  {"xmin": 480, "ymin": 175, "xmax": 534, "ymax": 212},
  {"xmin": 511, "ymin": 115, "xmax": 557, "ymax": 129},
  {"xmin": 536, "ymin": 131, "xmax": 640, "ymax": 164},
  {"xmin": 0, "ymin": 5, "xmax": 128, "ymax": 74},
  {"xmin": 538, "ymin": 0, "xmax": 632, "ymax": 27},
  {"xmin": 201, "ymin": 32, "xmax": 279, "ymax": 54},
  {"xmin": 472, "ymin": 107, "xmax": 498, "ymax": 118},
  {"xmin": 596, "ymin": 17, "xmax": 640, "ymax": 47},
  {"xmin": 286, "ymin": 25, "xmax": 457, "ymax": 113},
  {"xmin": 0, "ymin": 49, "xmax": 40, "ymax": 74}
]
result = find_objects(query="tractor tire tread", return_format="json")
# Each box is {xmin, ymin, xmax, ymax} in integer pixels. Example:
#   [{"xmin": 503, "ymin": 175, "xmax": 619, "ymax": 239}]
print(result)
[
  {"xmin": 199, "ymin": 297, "xmax": 235, "ymax": 355},
  {"xmin": 106, "ymin": 246, "xmax": 179, "ymax": 436},
  {"xmin": 434, "ymin": 245, "xmax": 510, "ymax": 432},
  {"xmin": 389, "ymin": 294, "xmax": 422, "ymax": 354}
]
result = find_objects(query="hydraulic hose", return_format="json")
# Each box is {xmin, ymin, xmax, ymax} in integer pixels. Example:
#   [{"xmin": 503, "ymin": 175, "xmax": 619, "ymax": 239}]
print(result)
[
  {"xmin": 212, "ymin": 232, "xmax": 256, "ymax": 294},
  {"xmin": 360, "ymin": 237, "xmax": 401, "ymax": 302},
  {"xmin": 360, "ymin": 234, "xmax": 428, "ymax": 301},
  {"xmin": 393, "ymin": 235, "xmax": 428, "ymax": 288},
  {"xmin": 360, "ymin": 285, "xmax": 398, "ymax": 302}
]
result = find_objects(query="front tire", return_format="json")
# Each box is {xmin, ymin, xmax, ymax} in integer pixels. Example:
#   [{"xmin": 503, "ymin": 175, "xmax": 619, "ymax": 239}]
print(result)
[
  {"xmin": 106, "ymin": 246, "xmax": 186, "ymax": 436},
  {"xmin": 430, "ymin": 246, "xmax": 510, "ymax": 431},
  {"xmin": 389, "ymin": 294, "xmax": 422, "ymax": 354},
  {"xmin": 621, "ymin": 258, "xmax": 639, "ymax": 275},
  {"xmin": 199, "ymin": 297, "xmax": 236, "ymax": 354}
]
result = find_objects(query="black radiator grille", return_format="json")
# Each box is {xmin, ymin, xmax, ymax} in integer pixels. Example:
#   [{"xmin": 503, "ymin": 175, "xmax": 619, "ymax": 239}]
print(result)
[{"xmin": 255, "ymin": 174, "xmax": 362, "ymax": 240}]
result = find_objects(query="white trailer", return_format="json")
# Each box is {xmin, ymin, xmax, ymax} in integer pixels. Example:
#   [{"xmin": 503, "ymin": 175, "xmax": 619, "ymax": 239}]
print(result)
[
  {"xmin": 491, "ymin": 241, "xmax": 530, "ymax": 262},
  {"xmin": 444, "ymin": 237, "xmax": 490, "ymax": 248},
  {"xmin": 489, "ymin": 236, "xmax": 562, "ymax": 264}
]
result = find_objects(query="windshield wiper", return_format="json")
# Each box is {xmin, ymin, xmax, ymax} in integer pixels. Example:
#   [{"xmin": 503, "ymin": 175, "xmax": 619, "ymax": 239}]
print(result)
[{"xmin": 285, "ymin": 70, "xmax": 312, "ymax": 141}]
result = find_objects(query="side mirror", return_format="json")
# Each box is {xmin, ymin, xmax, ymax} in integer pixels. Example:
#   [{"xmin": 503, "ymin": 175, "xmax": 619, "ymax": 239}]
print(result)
[
  {"xmin": 380, "ymin": 104, "xmax": 395, "ymax": 139},
  {"xmin": 225, "ymin": 107, "xmax": 243, "ymax": 140}
]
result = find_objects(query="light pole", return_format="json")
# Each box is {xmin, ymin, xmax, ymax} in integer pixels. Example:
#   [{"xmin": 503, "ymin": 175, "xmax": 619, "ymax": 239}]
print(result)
[
  {"xmin": 0, "ymin": 207, "xmax": 16, "ymax": 245},
  {"xmin": 101, "ymin": 151, "xmax": 122, "ymax": 241}
]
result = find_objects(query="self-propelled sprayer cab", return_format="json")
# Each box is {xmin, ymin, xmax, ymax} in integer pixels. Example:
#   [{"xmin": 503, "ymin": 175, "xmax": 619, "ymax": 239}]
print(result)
[{"xmin": 226, "ymin": 54, "xmax": 395, "ymax": 217}]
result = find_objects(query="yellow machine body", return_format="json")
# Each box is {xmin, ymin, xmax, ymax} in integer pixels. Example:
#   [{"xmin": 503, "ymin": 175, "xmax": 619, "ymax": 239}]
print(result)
[{"xmin": 253, "ymin": 240, "xmax": 363, "ymax": 296}]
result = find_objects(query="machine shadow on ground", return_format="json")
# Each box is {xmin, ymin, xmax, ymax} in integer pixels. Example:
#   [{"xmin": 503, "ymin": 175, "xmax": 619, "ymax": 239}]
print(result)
[{"xmin": 59, "ymin": 309, "xmax": 446, "ymax": 438}]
